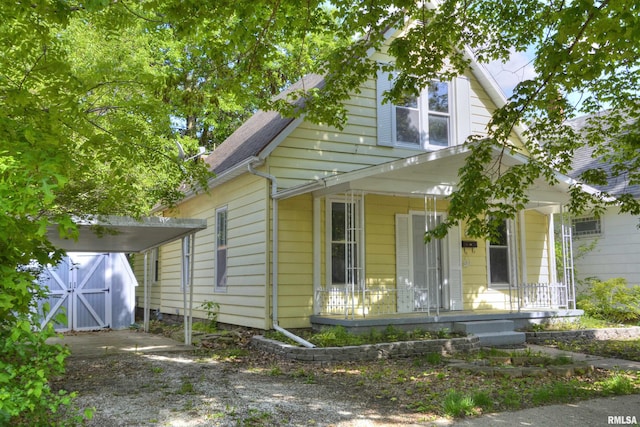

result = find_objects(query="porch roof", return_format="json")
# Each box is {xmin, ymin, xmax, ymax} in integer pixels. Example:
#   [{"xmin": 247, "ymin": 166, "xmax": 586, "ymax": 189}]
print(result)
[
  {"xmin": 46, "ymin": 216, "xmax": 207, "ymax": 253},
  {"xmin": 275, "ymin": 145, "xmax": 597, "ymax": 212}
]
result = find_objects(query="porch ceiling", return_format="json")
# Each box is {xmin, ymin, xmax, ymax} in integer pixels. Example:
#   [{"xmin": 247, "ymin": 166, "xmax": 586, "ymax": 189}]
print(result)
[
  {"xmin": 281, "ymin": 145, "xmax": 594, "ymax": 212},
  {"xmin": 46, "ymin": 216, "xmax": 207, "ymax": 253}
]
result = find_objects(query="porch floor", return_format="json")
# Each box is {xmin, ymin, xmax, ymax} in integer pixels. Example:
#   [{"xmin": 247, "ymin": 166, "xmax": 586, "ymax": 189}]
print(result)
[{"xmin": 310, "ymin": 308, "xmax": 583, "ymax": 333}]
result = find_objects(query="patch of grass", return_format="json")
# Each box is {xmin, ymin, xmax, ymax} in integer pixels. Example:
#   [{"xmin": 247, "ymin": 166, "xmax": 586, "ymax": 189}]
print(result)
[
  {"xmin": 555, "ymin": 338, "xmax": 640, "ymax": 362},
  {"xmin": 442, "ymin": 390, "xmax": 479, "ymax": 417},
  {"xmin": 178, "ymin": 379, "xmax": 195, "ymax": 394},
  {"xmin": 268, "ymin": 365, "xmax": 282, "ymax": 376},
  {"xmin": 598, "ymin": 373, "xmax": 636, "ymax": 395},
  {"xmin": 531, "ymin": 381, "xmax": 581, "ymax": 405},
  {"xmin": 238, "ymin": 408, "xmax": 274, "ymax": 426},
  {"xmin": 211, "ymin": 347, "xmax": 250, "ymax": 360}
]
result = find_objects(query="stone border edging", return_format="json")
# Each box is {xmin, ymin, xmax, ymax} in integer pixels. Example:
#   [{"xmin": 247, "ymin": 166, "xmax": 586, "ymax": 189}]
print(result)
[
  {"xmin": 250, "ymin": 335, "xmax": 480, "ymax": 362},
  {"xmin": 524, "ymin": 326, "xmax": 640, "ymax": 344}
]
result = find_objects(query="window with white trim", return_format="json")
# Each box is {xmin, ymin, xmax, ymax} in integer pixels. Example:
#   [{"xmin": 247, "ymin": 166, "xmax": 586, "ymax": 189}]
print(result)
[
  {"xmin": 151, "ymin": 247, "xmax": 159, "ymax": 284},
  {"xmin": 572, "ymin": 216, "xmax": 601, "ymax": 237},
  {"xmin": 377, "ymin": 70, "xmax": 471, "ymax": 149},
  {"xmin": 394, "ymin": 81, "xmax": 451, "ymax": 149},
  {"xmin": 215, "ymin": 207, "xmax": 228, "ymax": 290},
  {"xmin": 488, "ymin": 219, "xmax": 510, "ymax": 286},
  {"xmin": 328, "ymin": 199, "xmax": 361, "ymax": 286}
]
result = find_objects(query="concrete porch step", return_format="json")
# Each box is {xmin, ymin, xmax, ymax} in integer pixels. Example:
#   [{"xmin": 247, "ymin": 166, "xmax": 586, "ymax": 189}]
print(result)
[
  {"xmin": 453, "ymin": 320, "xmax": 526, "ymax": 347},
  {"xmin": 453, "ymin": 320, "xmax": 515, "ymax": 334}
]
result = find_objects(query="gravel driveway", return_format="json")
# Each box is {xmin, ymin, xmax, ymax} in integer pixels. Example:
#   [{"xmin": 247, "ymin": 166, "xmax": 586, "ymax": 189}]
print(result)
[
  {"xmin": 48, "ymin": 327, "xmax": 439, "ymax": 427},
  {"xmin": 55, "ymin": 349, "xmax": 434, "ymax": 427}
]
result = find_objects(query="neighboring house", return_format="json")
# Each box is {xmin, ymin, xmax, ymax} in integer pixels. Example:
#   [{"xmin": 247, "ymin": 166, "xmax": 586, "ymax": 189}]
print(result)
[
  {"xmin": 567, "ymin": 114, "xmax": 640, "ymax": 287},
  {"xmin": 135, "ymin": 24, "xmax": 588, "ymax": 340}
]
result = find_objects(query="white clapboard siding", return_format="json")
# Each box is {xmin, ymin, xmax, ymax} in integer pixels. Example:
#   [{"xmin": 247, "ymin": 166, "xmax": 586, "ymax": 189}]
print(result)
[{"xmin": 574, "ymin": 208, "xmax": 640, "ymax": 286}]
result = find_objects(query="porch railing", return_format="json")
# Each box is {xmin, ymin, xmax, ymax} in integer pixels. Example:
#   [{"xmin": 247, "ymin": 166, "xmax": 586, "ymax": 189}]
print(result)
[
  {"xmin": 317, "ymin": 282, "xmax": 575, "ymax": 317},
  {"xmin": 316, "ymin": 286, "xmax": 440, "ymax": 318},
  {"xmin": 518, "ymin": 282, "xmax": 572, "ymax": 309}
]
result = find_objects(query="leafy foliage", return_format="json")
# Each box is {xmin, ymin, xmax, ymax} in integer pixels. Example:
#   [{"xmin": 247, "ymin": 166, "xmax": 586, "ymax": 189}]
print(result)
[
  {"xmin": 0, "ymin": 314, "xmax": 92, "ymax": 425},
  {"xmin": 577, "ymin": 278, "xmax": 640, "ymax": 324}
]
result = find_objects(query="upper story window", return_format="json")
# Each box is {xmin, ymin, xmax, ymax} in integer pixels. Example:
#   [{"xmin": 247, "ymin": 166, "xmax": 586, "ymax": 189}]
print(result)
[
  {"xmin": 394, "ymin": 82, "xmax": 450, "ymax": 149},
  {"xmin": 572, "ymin": 216, "xmax": 601, "ymax": 237},
  {"xmin": 377, "ymin": 68, "xmax": 470, "ymax": 150}
]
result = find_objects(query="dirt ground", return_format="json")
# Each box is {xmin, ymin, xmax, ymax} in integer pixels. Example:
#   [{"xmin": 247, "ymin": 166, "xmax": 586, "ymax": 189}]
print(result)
[{"xmin": 51, "ymin": 329, "xmax": 442, "ymax": 427}]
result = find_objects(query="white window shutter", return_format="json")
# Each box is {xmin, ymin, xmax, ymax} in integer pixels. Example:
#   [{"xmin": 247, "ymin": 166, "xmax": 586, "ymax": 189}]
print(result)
[
  {"xmin": 395, "ymin": 214, "xmax": 412, "ymax": 312},
  {"xmin": 377, "ymin": 68, "xmax": 394, "ymax": 147},
  {"xmin": 454, "ymin": 76, "xmax": 471, "ymax": 145},
  {"xmin": 447, "ymin": 222, "xmax": 464, "ymax": 310}
]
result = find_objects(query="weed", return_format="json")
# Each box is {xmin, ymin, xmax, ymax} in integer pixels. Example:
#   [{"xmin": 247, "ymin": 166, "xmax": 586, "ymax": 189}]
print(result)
[
  {"xmin": 442, "ymin": 390, "xmax": 478, "ymax": 417},
  {"xmin": 499, "ymin": 389, "xmax": 521, "ymax": 409},
  {"xmin": 212, "ymin": 348, "xmax": 249, "ymax": 360},
  {"xmin": 179, "ymin": 379, "xmax": 195, "ymax": 394},
  {"xmin": 424, "ymin": 352, "xmax": 443, "ymax": 365},
  {"xmin": 199, "ymin": 300, "xmax": 220, "ymax": 330},
  {"xmin": 472, "ymin": 391, "xmax": 493, "ymax": 412},
  {"xmin": 268, "ymin": 365, "xmax": 282, "ymax": 376},
  {"xmin": 598, "ymin": 373, "xmax": 635, "ymax": 395},
  {"xmin": 239, "ymin": 408, "xmax": 273, "ymax": 426}
]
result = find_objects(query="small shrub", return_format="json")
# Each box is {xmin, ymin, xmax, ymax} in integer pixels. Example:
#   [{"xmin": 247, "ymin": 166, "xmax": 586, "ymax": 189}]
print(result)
[
  {"xmin": 577, "ymin": 278, "xmax": 640, "ymax": 324},
  {"xmin": 199, "ymin": 300, "xmax": 220, "ymax": 330}
]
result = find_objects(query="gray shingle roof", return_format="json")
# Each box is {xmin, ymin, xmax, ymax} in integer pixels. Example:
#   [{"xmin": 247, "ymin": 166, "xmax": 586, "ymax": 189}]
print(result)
[
  {"xmin": 567, "ymin": 113, "xmax": 640, "ymax": 199},
  {"xmin": 204, "ymin": 74, "xmax": 325, "ymax": 175}
]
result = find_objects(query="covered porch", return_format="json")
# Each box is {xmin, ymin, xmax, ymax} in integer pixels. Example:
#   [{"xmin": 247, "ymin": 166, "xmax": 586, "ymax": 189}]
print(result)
[{"xmin": 275, "ymin": 145, "xmax": 588, "ymax": 330}]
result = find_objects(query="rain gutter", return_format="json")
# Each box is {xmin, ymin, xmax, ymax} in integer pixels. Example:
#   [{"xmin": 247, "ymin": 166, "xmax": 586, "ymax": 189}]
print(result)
[{"xmin": 247, "ymin": 163, "xmax": 316, "ymax": 348}]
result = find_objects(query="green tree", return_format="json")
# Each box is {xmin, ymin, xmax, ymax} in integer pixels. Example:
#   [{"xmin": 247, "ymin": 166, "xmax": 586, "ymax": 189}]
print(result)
[{"xmin": 271, "ymin": 0, "xmax": 640, "ymax": 239}]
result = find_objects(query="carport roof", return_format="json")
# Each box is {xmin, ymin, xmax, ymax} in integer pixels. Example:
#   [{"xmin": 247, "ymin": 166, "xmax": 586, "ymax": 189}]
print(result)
[{"xmin": 47, "ymin": 216, "xmax": 207, "ymax": 253}]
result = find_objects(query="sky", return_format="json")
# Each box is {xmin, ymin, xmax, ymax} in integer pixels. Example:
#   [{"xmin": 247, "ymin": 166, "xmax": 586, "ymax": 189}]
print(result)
[{"xmin": 484, "ymin": 47, "xmax": 537, "ymax": 99}]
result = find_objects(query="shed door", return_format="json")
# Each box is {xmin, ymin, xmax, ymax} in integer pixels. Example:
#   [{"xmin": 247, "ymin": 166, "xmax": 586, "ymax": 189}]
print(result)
[
  {"xmin": 39, "ymin": 254, "xmax": 111, "ymax": 331},
  {"xmin": 73, "ymin": 254, "xmax": 110, "ymax": 330}
]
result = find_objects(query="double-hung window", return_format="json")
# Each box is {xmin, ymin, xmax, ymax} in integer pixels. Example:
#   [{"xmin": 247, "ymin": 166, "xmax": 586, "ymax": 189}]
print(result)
[
  {"xmin": 377, "ymin": 69, "xmax": 471, "ymax": 149},
  {"xmin": 215, "ymin": 207, "xmax": 228, "ymax": 290},
  {"xmin": 328, "ymin": 199, "xmax": 362, "ymax": 287},
  {"xmin": 488, "ymin": 219, "xmax": 510, "ymax": 286},
  {"xmin": 394, "ymin": 82, "xmax": 451, "ymax": 149}
]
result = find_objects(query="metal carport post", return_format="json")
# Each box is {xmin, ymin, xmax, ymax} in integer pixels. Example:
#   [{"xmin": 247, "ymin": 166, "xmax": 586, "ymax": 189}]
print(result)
[{"xmin": 47, "ymin": 216, "xmax": 207, "ymax": 346}]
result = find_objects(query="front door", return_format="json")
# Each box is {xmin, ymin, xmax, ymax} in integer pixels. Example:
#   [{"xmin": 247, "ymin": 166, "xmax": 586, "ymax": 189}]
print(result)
[
  {"xmin": 39, "ymin": 253, "xmax": 111, "ymax": 331},
  {"xmin": 396, "ymin": 213, "xmax": 454, "ymax": 313},
  {"xmin": 412, "ymin": 214, "xmax": 444, "ymax": 311}
]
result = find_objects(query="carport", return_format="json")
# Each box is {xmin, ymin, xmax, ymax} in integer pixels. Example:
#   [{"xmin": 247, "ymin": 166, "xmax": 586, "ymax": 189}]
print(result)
[{"xmin": 46, "ymin": 215, "xmax": 207, "ymax": 345}]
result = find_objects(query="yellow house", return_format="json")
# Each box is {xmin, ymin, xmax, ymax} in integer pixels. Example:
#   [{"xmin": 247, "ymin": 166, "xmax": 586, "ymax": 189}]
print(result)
[{"xmin": 135, "ymin": 27, "xmax": 588, "ymax": 345}]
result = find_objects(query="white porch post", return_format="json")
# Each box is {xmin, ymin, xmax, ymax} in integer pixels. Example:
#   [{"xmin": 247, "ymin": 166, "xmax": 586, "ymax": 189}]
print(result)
[
  {"xmin": 560, "ymin": 206, "xmax": 576, "ymax": 309},
  {"xmin": 313, "ymin": 196, "xmax": 321, "ymax": 314},
  {"xmin": 518, "ymin": 211, "xmax": 527, "ymax": 312},
  {"xmin": 181, "ymin": 234, "xmax": 195, "ymax": 346},
  {"xmin": 143, "ymin": 250, "xmax": 150, "ymax": 332}
]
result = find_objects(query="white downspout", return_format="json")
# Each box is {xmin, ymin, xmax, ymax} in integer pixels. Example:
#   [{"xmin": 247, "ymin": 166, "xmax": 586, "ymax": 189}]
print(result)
[{"xmin": 248, "ymin": 163, "xmax": 316, "ymax": 348}]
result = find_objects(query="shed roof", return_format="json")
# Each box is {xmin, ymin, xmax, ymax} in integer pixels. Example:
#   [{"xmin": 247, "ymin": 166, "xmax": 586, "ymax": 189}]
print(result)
[{"xmin": 47, "ymin": 216, "xmax": 207, "ymax": 253}]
